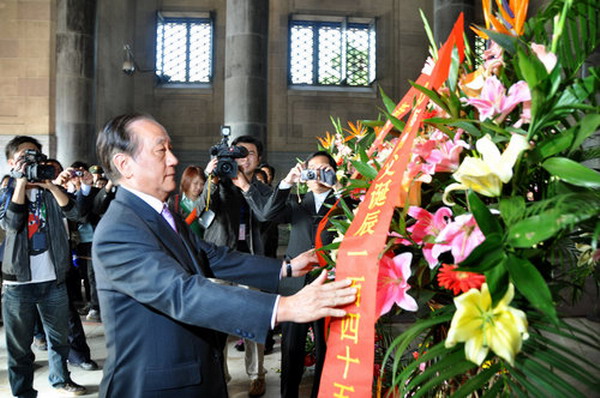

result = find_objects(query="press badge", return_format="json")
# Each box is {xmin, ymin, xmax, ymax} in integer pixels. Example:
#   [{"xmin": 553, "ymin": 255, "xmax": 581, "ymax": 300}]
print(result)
[
  {"xmin": 238, "ymin": 223, "xmax": 246, "ymax": 240},
  {"xmin": 31, "ymin": 232, "xmax": 47, "ymax": 253}
]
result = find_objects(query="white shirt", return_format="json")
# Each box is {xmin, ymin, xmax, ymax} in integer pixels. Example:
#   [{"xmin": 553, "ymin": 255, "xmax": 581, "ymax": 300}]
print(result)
[
  {"xmin": 313, "ymin": 189, "xmax": 332, "ymax": 213},
  {"xmin": 4, "ymin": 188, "xmax": 56, "ymax": 285},
  {"xmin": 278, "ymin": 181, "xmax": 332, "ymax": 213}
]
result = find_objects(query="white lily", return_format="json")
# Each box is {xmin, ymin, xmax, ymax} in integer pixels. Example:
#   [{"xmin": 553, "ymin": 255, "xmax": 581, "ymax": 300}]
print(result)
[{"xmin": 443, "ymin": 134, "xmax": 530, "ymax": 204}]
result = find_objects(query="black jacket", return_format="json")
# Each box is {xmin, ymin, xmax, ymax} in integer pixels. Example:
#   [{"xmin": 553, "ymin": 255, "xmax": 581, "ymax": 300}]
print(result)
[
  {"xmin": 198, "ymin": 178, "xmax": 272, "ymax": 255},
  {"xmin": 260, "ymin": 187, "xmax": 339, "ymax": 295}
]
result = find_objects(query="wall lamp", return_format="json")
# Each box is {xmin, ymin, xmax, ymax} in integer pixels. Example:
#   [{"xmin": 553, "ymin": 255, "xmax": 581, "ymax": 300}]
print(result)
[{"xmin": 122, "ymin": 44, "xmax": 155, "ymax": 75}]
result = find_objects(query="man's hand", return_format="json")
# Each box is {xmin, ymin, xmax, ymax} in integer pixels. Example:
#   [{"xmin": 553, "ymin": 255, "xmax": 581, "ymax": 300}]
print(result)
[
  {"xmin": 283, "ymin": 249, "xmax": 318, "ymax": 277},
  {"xmin": 231, "ymin": 169, "xmax": 251, "ymax": 192},
  {"xmin": 276, "ymin": 271, "xmax": 356, "ymax": 324},
  {"xmin": 53, "ymin": 168, "xmax": 74, "ymax": 187},
  {"xmin": 31, "ymin": 180, "xmax": 70, "ymax": 206},
  {"xmin": 205, "ymin": 158, "xmax": 218, "ymax": 175},
  {"xmin": 282, "ymin": 163, "xmax": 303, "ymax": 186}
]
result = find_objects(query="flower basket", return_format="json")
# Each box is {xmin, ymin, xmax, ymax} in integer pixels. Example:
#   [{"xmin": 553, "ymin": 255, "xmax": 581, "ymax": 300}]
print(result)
[{"xmin": 313, "ymin": 0, "xmax": 600, "ymax": 396}]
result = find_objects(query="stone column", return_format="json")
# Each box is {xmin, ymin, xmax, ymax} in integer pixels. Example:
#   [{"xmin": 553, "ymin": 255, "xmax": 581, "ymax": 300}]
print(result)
[
  {"xmin": 55, "ymin": 0, "xmax": 96, "ymax": 167},
  {"xmin": 434, "ymin": 0, "xmax": 475, "ymax": 45},
  {"xmin": 224, "ymin": 0, "xmax": 268, "ymax": 147}
]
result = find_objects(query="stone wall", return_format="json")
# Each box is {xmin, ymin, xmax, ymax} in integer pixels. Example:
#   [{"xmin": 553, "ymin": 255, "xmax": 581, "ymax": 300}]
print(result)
[
  {"xmin": 0, "ymin": 0, "xmax": 55, "ymax": 175},
  {"xmin": 102, "ymin": 0, "xmax": 435, "ymax": 177}
]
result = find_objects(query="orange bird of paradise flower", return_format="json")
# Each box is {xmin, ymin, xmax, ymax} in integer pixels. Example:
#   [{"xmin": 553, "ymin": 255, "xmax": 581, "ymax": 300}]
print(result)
[
  {"xmin": 473, "ymin": 0, "xmax": 529, "ymax": 38},
  {"xmin": 343, "ymin": 121, "xmax": 369, "ymax": 142},
  {"xmin": 316, "ymin": 131, "xmax": 335, "ymax": 149}
]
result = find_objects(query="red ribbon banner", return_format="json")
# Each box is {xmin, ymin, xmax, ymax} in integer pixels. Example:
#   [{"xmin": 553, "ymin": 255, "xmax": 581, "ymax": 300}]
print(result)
[{"xmin": 318, "ymin": 14, "xmax": 464, "ymax": 398}]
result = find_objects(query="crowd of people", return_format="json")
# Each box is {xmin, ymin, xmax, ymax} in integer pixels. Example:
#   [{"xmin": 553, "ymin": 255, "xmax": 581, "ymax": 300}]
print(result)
[{"xmin": 0, "ymin": 113, "xmax": 355, "ymax": 398}]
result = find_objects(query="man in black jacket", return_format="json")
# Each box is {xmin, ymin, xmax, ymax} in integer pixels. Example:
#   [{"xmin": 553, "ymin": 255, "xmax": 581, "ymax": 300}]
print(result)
[
  {"xmin": 199, "ymin": 135, "xmax": 273, "ymax": 396},
  {"xmin": 260, "ymin": 151, "xmax": 341, "ymax": 398},
  {"xmin": 1, "ymin": 136, "xmax": 87, "ymax": 397}
]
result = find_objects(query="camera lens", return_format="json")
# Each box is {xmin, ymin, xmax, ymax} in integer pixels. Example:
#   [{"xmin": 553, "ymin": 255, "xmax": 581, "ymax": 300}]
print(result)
[{"xmin": 220, "ymin": 163, "xmax": 232, "ymax": 174}]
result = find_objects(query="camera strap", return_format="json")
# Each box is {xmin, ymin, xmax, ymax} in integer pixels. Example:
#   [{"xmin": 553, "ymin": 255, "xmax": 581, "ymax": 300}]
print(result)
[{"xmin": 205, "ymin": 177, "xmax": 213, "ymax": 212}]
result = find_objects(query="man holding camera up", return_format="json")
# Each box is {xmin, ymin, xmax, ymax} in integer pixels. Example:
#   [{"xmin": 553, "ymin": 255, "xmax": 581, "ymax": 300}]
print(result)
[
  {"xmin": 199, "ymin": 132, "xmax": 272, "ymax": 396},
  {"xmin": 0, "ymin": 136, "xmax": 87, "ymax": 397}
]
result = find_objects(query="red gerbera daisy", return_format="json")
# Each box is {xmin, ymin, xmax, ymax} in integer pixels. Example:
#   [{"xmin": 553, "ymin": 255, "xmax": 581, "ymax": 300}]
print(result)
[{"xmin": 437, "ymin": 263, "xmax": 486, "ymax": 295}]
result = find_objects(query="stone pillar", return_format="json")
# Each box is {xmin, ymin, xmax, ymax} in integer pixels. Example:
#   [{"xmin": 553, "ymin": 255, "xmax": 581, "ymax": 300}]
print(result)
[
  {"xmin": 224, "ymin": 0, "xmax": 268, "ymax": 148},
  {"xmin": 55, "ymin": 0, "xmax": 96, "ymax": 167},
  {"xmin": 434, "ymin": 0, "xmax": 474, "ymax": 45}
]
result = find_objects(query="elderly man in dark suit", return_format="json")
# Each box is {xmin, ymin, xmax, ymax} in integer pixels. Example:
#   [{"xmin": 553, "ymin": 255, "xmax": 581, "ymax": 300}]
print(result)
[{"xmin": 91, "ymin": 113, "xmax": 355, "ymax": 398}]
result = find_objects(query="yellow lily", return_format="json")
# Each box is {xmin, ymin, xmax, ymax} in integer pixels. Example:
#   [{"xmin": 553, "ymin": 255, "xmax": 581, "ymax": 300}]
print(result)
[
  {"xmin": 445, "ymin": 283, "xmax": 529, "ymax": 366},
  {"xmin": 443, "ymin": 133, "xmax": 529, "ymax": 204}
]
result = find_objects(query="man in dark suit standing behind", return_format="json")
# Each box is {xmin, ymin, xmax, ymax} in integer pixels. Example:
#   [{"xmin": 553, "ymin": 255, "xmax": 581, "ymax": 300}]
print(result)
[{"xmin": 92, "ymin": 113, "xmax": 356, "ymax": 398}]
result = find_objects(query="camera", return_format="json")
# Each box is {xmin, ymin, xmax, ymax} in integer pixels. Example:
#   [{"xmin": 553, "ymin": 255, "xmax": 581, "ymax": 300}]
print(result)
[
  {"xmin": 70, "ymin": 170, "xmax": 84, "ymax": 178},
  {"xmin": 17, "ymin": 150, "xmax": 57, "ymax": 182},
  {"xmin": 209, "ymin": 125, "xmax": 248, "ymax": 179},
  {"xmin": 300, "ymin": 168, "xmax": 337, "ymax": 186}
]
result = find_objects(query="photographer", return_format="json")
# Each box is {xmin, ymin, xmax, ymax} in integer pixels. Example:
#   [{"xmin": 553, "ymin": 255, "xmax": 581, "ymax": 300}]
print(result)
[
  {"xmin": 0, "ymin": 136, "xmax": 87, "ymax": 397},
  {"xmin": 198, "ymin": 134, "xmax": 273, "ymax": 397},
  {"xmin": 260, "ymin": 151, "xmax": 343, "ymax": 398}
]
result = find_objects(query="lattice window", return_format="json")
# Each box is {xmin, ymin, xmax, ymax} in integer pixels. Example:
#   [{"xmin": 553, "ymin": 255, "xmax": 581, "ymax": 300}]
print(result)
[
  {"xmin": 156, "ymin": 12, "xmax": 213, "ymax": 84},
  {"xmin": 289, "ymin": 17, "xmax": 376, "ymax": 87}
]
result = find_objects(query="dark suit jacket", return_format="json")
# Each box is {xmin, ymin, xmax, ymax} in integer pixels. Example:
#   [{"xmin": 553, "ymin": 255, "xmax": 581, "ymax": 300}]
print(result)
[
  {"xmin": 92, "ymin": 188, "xmax": 282, "ymax": 398},
  {"xmin": 261, "ymin": 187, "xmax": 338, "ymax": 295}
]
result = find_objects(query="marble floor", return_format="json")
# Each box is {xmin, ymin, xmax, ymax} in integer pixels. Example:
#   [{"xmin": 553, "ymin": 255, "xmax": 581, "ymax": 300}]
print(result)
[{"xmin": 0, "ymin": 319, "xmax": 315, "ymax": 398}]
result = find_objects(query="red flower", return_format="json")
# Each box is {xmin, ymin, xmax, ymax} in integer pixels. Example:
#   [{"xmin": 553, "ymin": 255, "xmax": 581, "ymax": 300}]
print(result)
[{"xmin": 437, "ymin": 264, "xmax": 486, "ymax": 295}]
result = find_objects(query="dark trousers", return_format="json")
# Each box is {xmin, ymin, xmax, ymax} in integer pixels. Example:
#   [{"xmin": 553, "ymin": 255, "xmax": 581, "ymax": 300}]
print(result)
[
  {"xmin": 72, "ymin": 243, "xmax": 99, "ymax": 311},
  {"xmin": 280, "ymin": 319, "xmax": 326, "ymax": 398},
  {"xmin": 2, "ymin": 281, "xmax": 72, "ymax": 398},
  {"xmin": 65, "ymin": 267, "xmax": 92, "ymax": 364}
]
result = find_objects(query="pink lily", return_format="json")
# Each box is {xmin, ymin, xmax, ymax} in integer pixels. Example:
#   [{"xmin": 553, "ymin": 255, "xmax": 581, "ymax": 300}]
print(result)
[
  {"xmin": 531, "ymin": 43, "xmax": 557, "ymax": 73},
  {"xmin": 406, "ymin": 206, "xmax": 453, "ymax": 268},
  {"xmin": 376, "ymin": 252, "xmax": 418, "ymax": 317},
  {"xmin": 483, "ymin": 41, "xmax": 504, "ymax": 75},
  {"xmin": 466, "ymin": 76, "xmax": 531, "ymax": 123},
  {"xmin": 427, "ymin": 130, "xmax": 470, "ymax": 173},
  {"xmin": 433, "ymin": 214, "xmax": 485, "ymax": 264}
]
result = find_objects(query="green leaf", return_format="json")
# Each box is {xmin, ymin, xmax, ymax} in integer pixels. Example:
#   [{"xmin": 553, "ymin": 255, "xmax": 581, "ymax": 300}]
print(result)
[
  {"xmin": 517, "ymin": 47, "xmax": 548, "ymax": 92},
  {"xmin": 479, "ymin": 28, "xmax": 518, "ymax": 54},
  {"xmin": 542, "ymin": 157, "xmax": 600, "ymax": 189},
  {"xmin": 410, "ymin": 81, "xmax": 451, "ymax": 115},
  {"xmin": 570, "ymin": 113, "xmax": 600, "ymax": 154},
  {"xmin": 447, "ymin": 46, "xmax": 460, "ymax": 93},
  {"xmin": 380, "ymin": 108, "xmax": 407, "ymax": 133},
  {"xmin": 505, "ymin": 254, "xmax": 558, "ymax": 322},
  {"xmin": 350, "ymin": 159, "xmax": 378, "ymax": 180},
  {"xmin": 336, "ymin": 197, "xmax": 355, "ymax": 221},
  {"xmin": 378, "ymin": 86, "xmax": 397, "ymax": 114},
  {"xmin": 485, "ymin": 258, "xmax": 509, "ymax": 306},
  {"xmin": 452, "ymin": 363, "xmax": 502, "ymax": 398},
  {"xmin": 459, "ymin": 232, "xmax": 506, "ymax": 272},
  {"xmin": 499, "ymin": 196, "xmax": 526, "ymax": 226},
  {"xmin": 412, "ymin": 359, "xmax": 475, "ymax": 398},
  {"xmin": 531, "ymin": 124, "xmax": 576, "ymax": 160},
  {"xmin": 360, "ymin": 119, "xmax": 385, "ymax": 128},
  {"xmin": 507, "ymin": 210, "xmax": 563, "ymax": 247},
  {"xmin": 468, "ymin": 190, "xmax": 502, "ymax": 236},
  {"xmin": 419, "ymin": 8, "xmax": 438, "ymax": 59}
]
